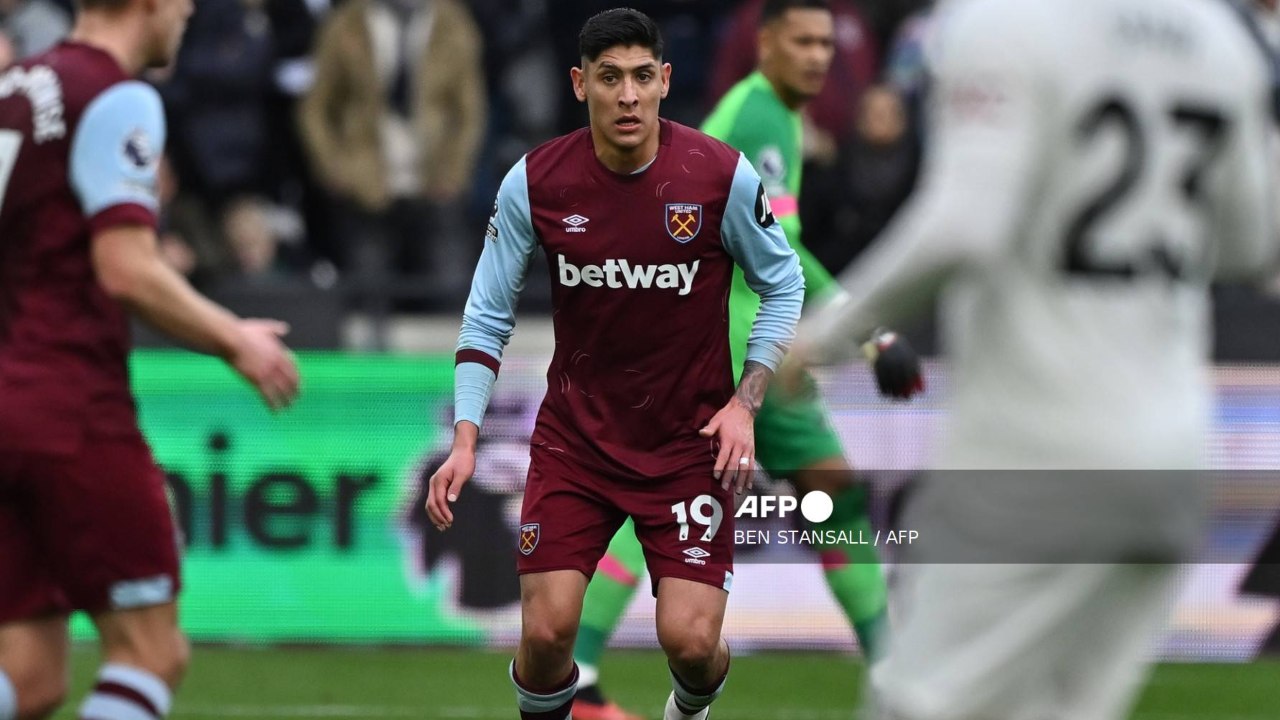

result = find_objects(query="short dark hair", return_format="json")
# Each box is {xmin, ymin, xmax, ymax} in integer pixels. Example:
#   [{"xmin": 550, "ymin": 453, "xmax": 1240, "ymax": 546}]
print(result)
[
  {"xmin": 579, "ymin": 8, "xmax": 664, "ymax": 63},
  {"xmin": 75, "ymin": 0, "xmax": 131, "ymax": 10},
  {"xmin": 761, "ymin": 0, "xmax": 831, "ymax": 25}
]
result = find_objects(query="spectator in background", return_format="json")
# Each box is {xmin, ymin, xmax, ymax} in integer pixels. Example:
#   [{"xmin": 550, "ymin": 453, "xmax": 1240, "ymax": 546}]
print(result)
[
  {"xmin": 849, "ymin": 0, "xmax": 928, "ymax": 54},
  {"xmin": 883, "ymin": 1, "xmax": 937, "ymax": 147},
  {"xmin": 161, "ymin": 0, "xmax": 275, "ymax": 209},
  {"xmin": 157, "ymin": 153, "xmax": 303, "ymax": 287},
  {"xmin": 0, "ymin": 0, "xmax": 70, "ymax": 58},
  {"xmin": 883, "ymin": 3, "xmax": 935, "ymax": 101},
  {"xmin": 263, "ymin": 0, "xmax": 340, "ymax": 272},
  {"xmin": 300, "ymin": 0, "xmax": 486, "ymax": 320},
  {"xmin": 156, "ymin": 152, "xmax": 224, "ymax": 284},
  {"xmin": 803, "ymin": 84, "xmax": 918, "ymax": 274},
  {"xmin": 222, "ymin": 196, "xmax": 300, "ymax": 283}
]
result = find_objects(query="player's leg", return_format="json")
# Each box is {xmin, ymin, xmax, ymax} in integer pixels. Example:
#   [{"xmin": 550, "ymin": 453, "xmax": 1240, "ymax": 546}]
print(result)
[
  {"xmin": 0, "ymin": 619, "xmax": 71, "ymax": 719},
  {"xmin": 630, "ymin": 472, "xmax": 735, "ymax": 720},
  {"xmin": 41, "ymin": 437, "xmax": 187, "ymax": 720},
  {"xmin": 654, "ymin": 579, "xmax": 730, "ymax": 720},
  {"xmin": 513, "ymin": 453, "xmax": 627, "ymax": 720},
  {"xmin": 754, "ymin": 382, "xmax": 889, "ymax": 660},
  {"xmin": 0, "ymin": 455, "xmax": 73, "ymax": 720},
  {"xmin": 80, "ymin": 604, "xmax": 188, "ymax": 720},
  {"xmin": 513, "ymin": 570, "xmax": 589, "ymax": 719},
  {"xmin": 1044, "ymin": 564, "xmax": 1182, "ymax": 720},
  {"xmin": 870, "ymin": 563, "xmax": 1117, "ymax": 720},
  {"xmin": 572, "ymin": 518, "xmax": 647, "ymax": 720}
]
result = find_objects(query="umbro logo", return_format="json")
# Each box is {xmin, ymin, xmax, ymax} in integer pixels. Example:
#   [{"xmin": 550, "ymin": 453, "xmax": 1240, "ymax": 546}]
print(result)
[
  {"xmin": 562, "ymin": 215, "xmax": 589, "ymax": 233},
  {"xmin": 683, "ymin": 547, "xmax": 711, "ymax": 565}
]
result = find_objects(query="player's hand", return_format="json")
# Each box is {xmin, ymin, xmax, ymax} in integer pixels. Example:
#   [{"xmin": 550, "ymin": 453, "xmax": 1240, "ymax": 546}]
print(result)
[
  {"xmin": 426, "ymin": 447, "xmax": 476, "ymax": 531},
  {"xmin": 863, "ymin": 328, "xmax": 924, "ymax": 400},
  {"xmin": 427, "ymin": 422, "xmax": 478, "ymax": 531},
  {"xmin": 699, "ymin": 397, "xmax": 756, "ymax": 495},
  {"xmin": 229, "ymin": 319, "xmax": 301, "ymax": 411}
]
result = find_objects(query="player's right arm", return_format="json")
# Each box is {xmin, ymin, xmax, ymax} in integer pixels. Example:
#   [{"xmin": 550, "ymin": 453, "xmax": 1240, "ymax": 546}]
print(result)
[
  {"xmin": 428, "ymin": 157, "xmax": 537, "ymax": 530},
  {"xmin": 793, "ymin": 1, "xmax": 1043, "ymax": 366},
  {"xmin": 72, "ymin": 81, "xmax": 299, "ymax": 410}
]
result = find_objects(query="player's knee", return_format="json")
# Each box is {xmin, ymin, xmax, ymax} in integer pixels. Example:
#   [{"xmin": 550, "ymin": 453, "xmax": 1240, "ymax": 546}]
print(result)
[
  {"xmin": 102, "ymin": 625, "xmax": 189, "ymax": 688},
  {"xmin": 142, "ymin": 627, "xmax": 189, "ymax": 688},
  {"xmin": 658, "ymin": 622, "xmax": 721, "ymax": 669},
  {"xmin": 520, "ymin": 616, "xmax": 576, "ymax": 663},
  {"xmin": 13, "ymin": 672, "xmax": 68, "ymax": 720}
]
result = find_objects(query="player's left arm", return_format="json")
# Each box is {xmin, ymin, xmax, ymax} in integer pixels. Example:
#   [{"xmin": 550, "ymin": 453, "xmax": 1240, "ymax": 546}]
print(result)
[
  {"xmin": 705, "ymin": 154, "xmax": 805, "ymax": 492},
  {"xmin": 795, "ymin": 5, "xmax": 1043, "ymax": 365},
  {"xmin": 704, "ymin": 106, "xmax": 836, "ymax": 302}
]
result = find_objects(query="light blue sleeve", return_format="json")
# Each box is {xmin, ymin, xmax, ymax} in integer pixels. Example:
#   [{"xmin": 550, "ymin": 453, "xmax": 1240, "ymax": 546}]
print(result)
[
  {"xmin": 454, "ymin": 157, "xmax": 538, "ymax": 428},
  {"xmin": 68, "ymin": 81, "xmax": 165, "ymax": 220},
  {"xmin": 720, "ymin": 153, "xmax": 805, "ymax": 371}
]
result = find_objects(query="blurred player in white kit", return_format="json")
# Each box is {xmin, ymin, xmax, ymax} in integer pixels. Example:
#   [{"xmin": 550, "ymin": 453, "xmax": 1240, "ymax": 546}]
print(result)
[{"xmin": 785, "ymin": 0, "xmax": 1279, "ymax": 717}]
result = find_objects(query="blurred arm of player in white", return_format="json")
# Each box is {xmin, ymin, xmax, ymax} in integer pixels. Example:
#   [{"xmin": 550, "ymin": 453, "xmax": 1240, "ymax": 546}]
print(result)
[
  {"xmin": 429, "ymin": 157, "xmax": 535, "ymax": 530},
  {"xmin": 791, "ymin": 6, "xmax": 1044, "ymax": 367},
  {"xmin": 74, "ymin": 82, "xmax": 300, "ymax": 411},
  {"xmin": 791, "ymin": 2, "xmax": 1279, "ymax": 368}
]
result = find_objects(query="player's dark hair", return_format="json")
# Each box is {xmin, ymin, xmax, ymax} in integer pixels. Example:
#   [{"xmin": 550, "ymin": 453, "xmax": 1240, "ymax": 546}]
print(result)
[
  {"xmin": 761, "ymin": 0, "xmax": 831, "ymax": 25},
  {"xmin": 579, "ymin": 8, "xmax": 664, "ymax": 63},
  {"xmin": 75, "ymin": 0, "xmax": 132, "ymax": 10}
]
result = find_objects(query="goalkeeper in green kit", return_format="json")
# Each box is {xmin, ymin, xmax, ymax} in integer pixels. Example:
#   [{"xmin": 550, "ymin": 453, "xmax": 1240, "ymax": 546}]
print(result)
[{"xmin": 571, "ymin": 2, "xmax": 923, "ymax": 718}]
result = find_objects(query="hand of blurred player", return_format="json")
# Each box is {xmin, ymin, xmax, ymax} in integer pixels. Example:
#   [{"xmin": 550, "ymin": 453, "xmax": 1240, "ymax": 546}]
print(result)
[
  {"xmin": 699, "ymin": 397, "xmax": 756, "ymax": 495},
  {"xmin": 863, "ymin": 328, "xmax": 924, "ymax": 400},
  {"xmin": 427, "ymin": 425, "xmax": 478, "ymax": 531},
  {"xmin": 229, "ymin": 319, "xmax": 300, "ymax": 411}
]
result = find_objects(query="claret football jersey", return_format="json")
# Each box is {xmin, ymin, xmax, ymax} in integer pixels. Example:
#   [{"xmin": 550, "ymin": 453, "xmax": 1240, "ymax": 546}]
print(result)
[
  {"xmin": 0, "ymin": 42, "xmax": 165, "ymax": 453},
  {"xmin": 456, "ymin": 120, "xmax": 804, "ymax": 479}
]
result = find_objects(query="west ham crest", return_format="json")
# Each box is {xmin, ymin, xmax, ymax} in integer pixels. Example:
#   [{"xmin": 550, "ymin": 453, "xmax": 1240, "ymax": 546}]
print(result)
[
  {"xmin": 519, "ymin": 523, "xmax": 540, "ymax": 555},
  {"xmin": 666, "ymin": 204, "xmax": 702, "ymax": 243}
]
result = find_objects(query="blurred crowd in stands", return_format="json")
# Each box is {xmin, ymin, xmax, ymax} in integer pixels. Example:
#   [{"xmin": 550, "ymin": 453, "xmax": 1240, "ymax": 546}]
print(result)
[{"xmin": 2, "ymin": 0, "xmax": 935, "ymax": 314}]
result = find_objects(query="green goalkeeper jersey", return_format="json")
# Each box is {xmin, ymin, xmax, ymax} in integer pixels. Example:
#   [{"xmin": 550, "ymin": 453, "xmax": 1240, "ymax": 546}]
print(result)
[{"xmin": 702, "ymin": 71, "xmax": 838, "ymax": 380}]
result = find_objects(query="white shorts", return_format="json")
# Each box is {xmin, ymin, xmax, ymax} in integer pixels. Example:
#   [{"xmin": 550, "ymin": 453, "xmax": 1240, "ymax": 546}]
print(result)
[{"xmin": 868, "ymin": 562, "xmax": 1181, "ymax": 720}]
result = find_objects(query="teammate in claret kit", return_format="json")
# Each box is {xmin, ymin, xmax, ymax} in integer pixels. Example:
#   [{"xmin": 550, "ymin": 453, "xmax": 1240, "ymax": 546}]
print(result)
[{"xmin": 0, "ymin": 1, "xmax": 300, "ymax": 718}]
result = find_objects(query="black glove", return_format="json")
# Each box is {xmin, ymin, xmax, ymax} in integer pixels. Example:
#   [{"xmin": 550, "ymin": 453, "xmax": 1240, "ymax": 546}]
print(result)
[{"xmin": 862, "ymin": 328, "xmax": 924, "ymax": 400}]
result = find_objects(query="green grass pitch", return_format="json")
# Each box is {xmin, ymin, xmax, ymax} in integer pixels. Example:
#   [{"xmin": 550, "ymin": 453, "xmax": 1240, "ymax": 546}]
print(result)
[{"xmin": 53, "ymin": 647, "xmax": 1278, "ymax": 719}]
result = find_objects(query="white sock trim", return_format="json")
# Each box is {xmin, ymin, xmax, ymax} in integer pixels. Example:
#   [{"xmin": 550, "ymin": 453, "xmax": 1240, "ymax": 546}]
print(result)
[
  {"xmin": 669, "ymin": 667, "xmax": 726, "ymax": 712},
  {"xmin": 0, "ymin": 670, "xmax": 16, "ymax": 720},
  {"xmin": 98, "ymin": 664, "xmax": 172, "ymax": 716},
  {"xmin": 510, "ymin": 661, "xmax": 579, "ymax": 714},
  {"xmin": 79, "ymin": 694, "xmax": 157, "ymax": 720}
]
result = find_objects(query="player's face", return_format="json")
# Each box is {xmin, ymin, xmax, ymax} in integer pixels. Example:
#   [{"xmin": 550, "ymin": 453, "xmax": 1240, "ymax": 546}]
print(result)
[
  {"xmin": 572, "ymin": 45, "xmax": 671, "ymax": 161},
  {"xmin": 759, "ymin": 9, "xmax": 835, "ymax": 104},
  {"xmin": 144, "ymin": 0, "xmax": 194, "ymax": 68}
]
